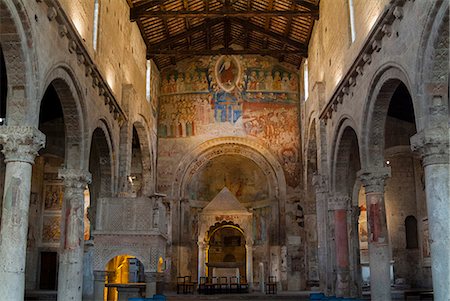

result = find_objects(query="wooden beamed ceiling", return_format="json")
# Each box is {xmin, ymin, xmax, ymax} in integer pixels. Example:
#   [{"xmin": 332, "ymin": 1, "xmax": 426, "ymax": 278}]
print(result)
[{"xmin": 128, "ymin": 0, "xmax": 319, "ymax": 69}]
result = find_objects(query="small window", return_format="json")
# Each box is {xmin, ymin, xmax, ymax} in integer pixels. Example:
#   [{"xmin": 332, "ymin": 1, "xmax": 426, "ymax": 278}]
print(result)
[
  {"xmin": 146, "ymin": 60, "xmax": 151, "ymax": 102},
  {"xmin": 348, "ymin": 0, "xmax": 356, "ymax": 43},
  {"xmin": 303, "ymin": 59, "xmax": 309, "ymax": 101},
  {"xmin": 405, "ymin": 215, "xmax": 418, "ymax": 249},
  {"xmin": 93, "ymin": 0, "xmax": 100, "ymax": 51}
]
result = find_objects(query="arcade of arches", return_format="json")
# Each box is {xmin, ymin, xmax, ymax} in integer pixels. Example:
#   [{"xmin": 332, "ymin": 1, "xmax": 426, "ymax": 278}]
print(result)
[{"xmin": 0, "ymin": 1, "xmax": 448, "ymax": 301}]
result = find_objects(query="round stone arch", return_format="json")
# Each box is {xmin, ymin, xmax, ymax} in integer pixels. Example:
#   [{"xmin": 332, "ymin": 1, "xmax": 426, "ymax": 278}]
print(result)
[
  {"xmin": 37, "ymin": 64, "xmax": 88, "ymax": 169},
  {"xmin": 95, "ymin": 247, "xmax": 151, "ymax": 272},
  {"xmin": 89, "ymin": 119, "xmax": 115, "ymax": 198},
  {"xmin": 172, "ymin": 137, "xmax": 287, "ymax": 204},
  {"xmin": 416, "ymin": 1, "xmax": 449, "ymax": 126},
  {"xmin": 132, "ymin": 115, "xmax": 153, "ymax": 195},
  {"xmin": 360, "ymin": 64, "xmax": 415, "ymax": 169},
  {"xmin": 330, "ymin": 116, "xmax": 361, "ymax": 194},
  {"xmin": 0, "ymin": 0, "xmax": 37, "ymax": 125}
]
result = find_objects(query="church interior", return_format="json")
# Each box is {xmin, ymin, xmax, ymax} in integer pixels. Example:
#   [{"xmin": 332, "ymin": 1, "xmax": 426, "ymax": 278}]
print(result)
[{"xmin": 0, "ymin": 0, "xmax": 448, "ymax": 300}]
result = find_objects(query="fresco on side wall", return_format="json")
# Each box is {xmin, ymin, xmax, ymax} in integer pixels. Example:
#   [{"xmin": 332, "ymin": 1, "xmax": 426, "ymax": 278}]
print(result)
[{"xmin": 158, "ymin": 55, "xmax": 301, "ymax": 188}]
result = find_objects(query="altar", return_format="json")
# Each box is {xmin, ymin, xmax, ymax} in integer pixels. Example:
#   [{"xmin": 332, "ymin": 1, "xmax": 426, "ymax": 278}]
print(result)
[{"xmin": 207, "ymin": 262, "xmax": 243, "ymax": 278}]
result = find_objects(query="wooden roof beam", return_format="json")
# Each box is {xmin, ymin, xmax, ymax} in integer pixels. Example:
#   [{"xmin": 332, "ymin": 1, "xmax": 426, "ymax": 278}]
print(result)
[
  {"xmin": 293, "ymin": 0, "xmax": 319, "ymax": 12},
  {"xmin": 224, "ymin": 18, "xmax": 231, "ymax": 49},
  {"xmin": 147, "ymin": 48, "xmax": 306, "ymax": 56},
  {"xmin": 131, "ymin": 9, "xmax": 320, "ymax": 20},
  {"xmin": 149, "ymin": 18, "xmax": 223, "ymax": 49},
  {"xmin": 130, "ymin": 0, "xmax": 165, "ymax": 21},
  {"xmin": 234, "ymin": 18, "xmax": 308, "ymax": 51}
]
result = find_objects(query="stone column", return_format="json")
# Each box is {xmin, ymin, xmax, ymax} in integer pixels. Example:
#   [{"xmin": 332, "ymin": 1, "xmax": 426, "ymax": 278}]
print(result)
[
  {"xmin": 358, "ymin": 167, "xmax": 391, "ymax": 301},
  {"xmin": 145, "ymin": 272, "xmax": 157, "ymax": 297},
  {"xmin": 0, "ymin": 126, "xmax": 45, "ymax": 301},
  {"xmin": 197, "ymin": 241, "xmax": 207, "ymax": 282},
  {"xmin": 312, "ymin": 174, "xmax": 329, "ymax": 292},
  {"xmin": 329, "ymin": 195, "xmax": 350, "ymax": 297},
  {"xmin": 93, "ymin": 270, "xmax": 107, "ymax": 301},
  {"xmin": 57, "ymin": 169, "xmax": 92, "ymax": 301},
  {"xmin": 245, "ymin": 241, "xmax": 254, "ymax": 290},
  {"xmin": 411, "ymin": 126, "xmax": 449, "ymax": 300}
]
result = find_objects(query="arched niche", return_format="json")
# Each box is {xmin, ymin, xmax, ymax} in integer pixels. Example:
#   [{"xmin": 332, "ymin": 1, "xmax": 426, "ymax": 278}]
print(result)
[
  {"xmin": 131, "ymin": 120, "xmax": 152, "ymax": 196},
  {"xmin": 361, "ymin": 65, "xmax": 414, "ymax": 168},
  {"xmin": 185, "ymin": 154, "xmax": 270, "ymax": 204},
  {"xmin": 206, "ymin": 222, "xmax": 247, "ymax": 278},
  {"xmin": 173, "ymin": 137, "xmax": 286, "ymax": 205},
  {"xmin": 332, "ymin": 121, "xmax": 361, "ymax": 195},
  {"xmin": 88, "ymin": 124, "xmax": 114, "ymax": 236}
]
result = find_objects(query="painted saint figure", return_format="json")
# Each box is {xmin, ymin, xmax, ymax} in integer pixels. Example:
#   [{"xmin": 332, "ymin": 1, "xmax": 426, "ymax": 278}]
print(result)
[{"xmin": 219, "ymin": 57, "xmax": 236, "ymax": 84}]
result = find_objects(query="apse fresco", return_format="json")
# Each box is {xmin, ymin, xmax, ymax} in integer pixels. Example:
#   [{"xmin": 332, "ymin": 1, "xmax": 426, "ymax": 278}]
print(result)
[
  {"xmin": 186, "ymin": 155, "xmax": 269, "ymax": 203},
  {"xmin": 158, "ymin": 55, "xmax": 301, "ymax": 188}
]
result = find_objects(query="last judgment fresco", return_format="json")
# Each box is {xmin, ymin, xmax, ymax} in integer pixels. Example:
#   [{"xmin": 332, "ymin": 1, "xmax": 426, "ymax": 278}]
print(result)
[{"xmin": 158, "ymin": 55, "xmax": 301, "ymax": 188}]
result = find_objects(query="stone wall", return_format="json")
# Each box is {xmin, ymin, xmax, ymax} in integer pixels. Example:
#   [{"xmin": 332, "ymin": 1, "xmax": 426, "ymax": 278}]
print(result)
[{"xmin": 302, "ymin": 0, "xmax": 445, "ymax": 294}]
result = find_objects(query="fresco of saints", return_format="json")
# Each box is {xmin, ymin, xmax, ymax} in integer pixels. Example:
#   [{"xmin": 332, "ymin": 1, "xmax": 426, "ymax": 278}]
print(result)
[{"xmin": 219, "ymin": 57, "xmax": 236, "ymax": 85}]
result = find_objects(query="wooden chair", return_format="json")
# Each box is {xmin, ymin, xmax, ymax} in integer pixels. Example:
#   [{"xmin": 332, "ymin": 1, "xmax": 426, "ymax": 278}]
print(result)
[
  {"xmin": 176, "ymin": 276, "xmax": 185, "ymax": 294},
  {"xmin": 218, "ymin": 276, "xmax": 228, "ymax": 293},
  {"xmin": 183, "ymin": 276, "xmax": 195, "ymax": 294},
  {"xmin": 229, "ymin": 276, "xmax": 239, "ymax": 293},
  {"xmin": 238, "ymin": 276, "xmax": 249, "ymax": 293},
  {"xmin": 198, "ymin": 276, "xmax": 207, "ymax": 294},
  {"xmin": 265, "ymin": 276, "xmax": 277, "ymax": 294},
  {"xmin": 205, "ymin": 277, "xmax": 217, "ymax": 294}
]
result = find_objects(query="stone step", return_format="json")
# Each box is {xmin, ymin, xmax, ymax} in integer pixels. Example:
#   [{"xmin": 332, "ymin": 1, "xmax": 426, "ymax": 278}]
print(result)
[{"xmin": 25, "ymin": 290, "xmax": 57, "ymax": 301}]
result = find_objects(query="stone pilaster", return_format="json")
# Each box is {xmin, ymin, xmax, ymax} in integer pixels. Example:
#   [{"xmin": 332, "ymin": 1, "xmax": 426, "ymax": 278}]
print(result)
[
  {"xmin": 312, "ymin": 173, "xmax": 330, "ymax": 293},
  {"xmin": 245, "ymin": 241, "xmax": 254, "ymax": 290},
  {"xmin": 57, "ymin": 169, "xmax": 92, "ymax": 301},
  {"xmin": 358, "ymin": 167, "xmax": 391, "ymax": 301},
  {"xmin": 329, "ymin": 195, "xmax": 350, "ymax": 297},
  {"xmin": 93, "ymin": 270, "xmax": 107, "ymax": 301},
  {"xmin": 0, "ymin": 126, "xmax": 45, "ymax": 301},
  {"xmin": 145, "ymin": 272, "xmax": 157, "ymax": 297},
  {"xmin": 411, "ymin": 127, "xmax": 449, "ymax": 301},
  {"xmin": 197, "ymin": 241, "xmax": 207, "ymax": 282}
]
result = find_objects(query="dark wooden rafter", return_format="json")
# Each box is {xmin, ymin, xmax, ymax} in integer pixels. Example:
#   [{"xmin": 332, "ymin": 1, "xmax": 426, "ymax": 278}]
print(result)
[
  {"xmin": 224, "ymin": 17, "xmax": 231, "ymax": 49},
  {"xmin": 233, "ymin": 18, "xmax": 308, "ymax": 51},
  {"xmin": 128, "ymin": 0, "xmax": 319, "ymax": 68},
  {"xmin": 182, "ymin": 0, "xmax": 191, "ymax": 49},
  {"xmin": 244, "ymin": 0, "xmax": 252, "ymax": 48},
  {"xmin": 131, "ymin": 9, "xmax": 319, "ymax": 20},
  {"xmin": 130, "ymin": 0, "xmax": 165, "ymax": 17},
  {"xmin": 159, "ymin": 2, "xmax": 176, "ymax": 65},
  {"xmin": 147, "ymin": 48, "xmax": 307, "ymax": 56},
  {"xmin": 293, "ymin": 0, "xmax": 319, "ymax": 12},
  {"xmin": 149, "ymin": 18, "xmax": 223, "ymax": 50},
  {"xmin": 279, "ymin": 1, "xmax": 297, "ymax": 62}
]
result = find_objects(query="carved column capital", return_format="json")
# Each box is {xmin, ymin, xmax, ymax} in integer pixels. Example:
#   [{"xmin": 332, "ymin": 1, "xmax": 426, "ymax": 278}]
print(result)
[
  {"xmin": 312, "ymin": 173, "xmax": 329, "ymax": 194},
  {"xmin": 93, "ymin": 270, "xmax": 107, "ymax": 280},
  {"xmin": 410, "ymin": 127, "xmax": 449, "ymax": 166},
  {"xmin": 357, "ymin": 167, "xmax": 391, "ymax": 194},
  {"xmin": 328, "ymin": 194, "xmax": 350, "ymax": 211},
  {"xmin": 197, "ymin": 241, "xmax": 208, "ymax": 249},
  {"xmin": 0, "ymin": 126, "xmax": 45, "ymax": 164},
  {"xmin": 58, "ymin": 168, "xmax": 92, "ymax": 189}
]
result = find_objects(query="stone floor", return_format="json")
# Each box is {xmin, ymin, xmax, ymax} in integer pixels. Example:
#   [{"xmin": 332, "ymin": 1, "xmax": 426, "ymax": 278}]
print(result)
[{"xmin": 24, "ymin": 289, "xmax": 433, "ymax": 300}]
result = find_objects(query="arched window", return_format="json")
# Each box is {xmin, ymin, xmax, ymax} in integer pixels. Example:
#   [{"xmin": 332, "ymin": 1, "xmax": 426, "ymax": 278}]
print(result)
[
  {"xmin": 146, "ymin": 59, "xmax": 151, "ymax": 102},
  {"xmin": 93, "ymin": 0, "xmax": 100, "ymax": 51},
  {"xmin": 348, "ymin": 0, "xmax": 356, "ymax": 43},
  {"xmin": 303, "ymin": 59, "xmax": 309, "ymax": 101},
  {"xmin": 405, "ymin": 215, "xmax": 418, "ymax": 249}
]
